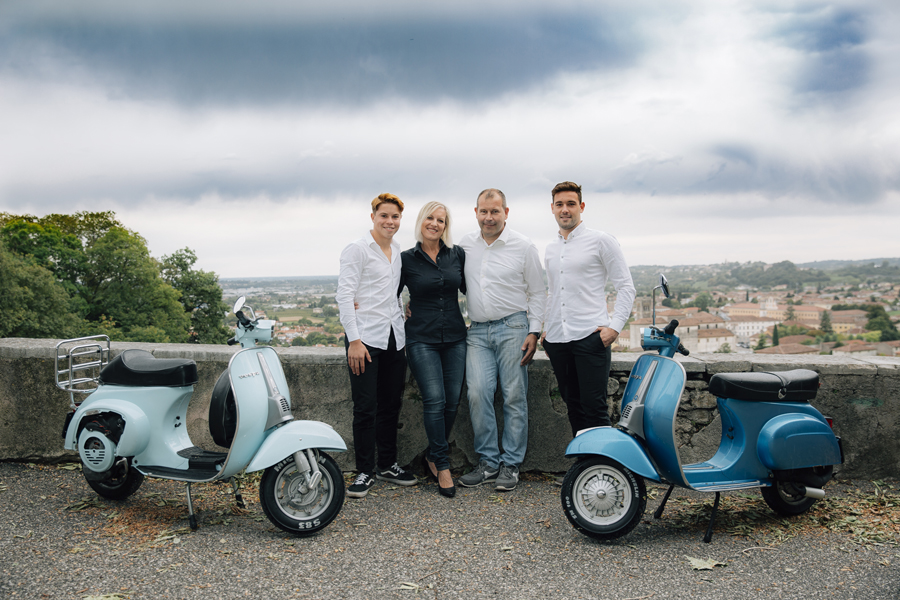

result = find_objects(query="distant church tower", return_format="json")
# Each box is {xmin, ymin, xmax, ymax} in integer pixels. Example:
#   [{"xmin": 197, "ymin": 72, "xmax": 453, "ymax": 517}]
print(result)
[{"xmin": 635, "ymin": 296, "xmax": 653, "ymax": 320}]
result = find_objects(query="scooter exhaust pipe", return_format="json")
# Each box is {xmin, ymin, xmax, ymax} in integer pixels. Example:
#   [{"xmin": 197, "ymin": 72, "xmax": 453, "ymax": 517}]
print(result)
[{"xmin": 799, "ymin": 486, "xmax": 826, "ymax": 500}]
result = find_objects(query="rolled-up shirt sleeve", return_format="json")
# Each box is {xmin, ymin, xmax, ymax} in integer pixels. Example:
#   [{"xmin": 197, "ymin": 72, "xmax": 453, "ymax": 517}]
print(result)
[
  {"xmin": 523, "ymin": 242, "xmax": 547, "ymax": 333},
  {"xmin": 337, "ymin": 243, "xmax": 364, "ymax": 343}
]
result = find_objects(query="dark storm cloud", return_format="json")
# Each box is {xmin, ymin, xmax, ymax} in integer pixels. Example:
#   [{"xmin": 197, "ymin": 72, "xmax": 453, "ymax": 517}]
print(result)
[
  {"xmin": 770, "ymin": 5, "xmax": 870, "ymax": 98},
  {"xmin": 0, "ymin": 10, "xmax": 643, "ymax": 107}
]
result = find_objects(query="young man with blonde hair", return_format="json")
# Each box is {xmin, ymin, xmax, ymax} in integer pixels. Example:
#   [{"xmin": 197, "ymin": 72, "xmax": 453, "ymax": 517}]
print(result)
[{"xmin": 337, "ymin": 193, "xmax": 417, "ymax": 498}]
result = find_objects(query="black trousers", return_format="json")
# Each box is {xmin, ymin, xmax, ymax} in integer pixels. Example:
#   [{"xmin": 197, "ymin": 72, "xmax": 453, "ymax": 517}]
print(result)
[
  {"xmin": 345, "ymin": 331, "xmax": 407, "ymax": 474},
  {"xmin": 543, "ymin": 331, "xmax": 613, "ymax": 436}
]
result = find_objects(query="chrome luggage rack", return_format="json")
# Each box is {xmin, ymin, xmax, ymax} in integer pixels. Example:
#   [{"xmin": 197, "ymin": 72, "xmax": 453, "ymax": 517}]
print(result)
[{"xmin": 55, "ymin": 335, "xmax": 111, "ymax": 408}]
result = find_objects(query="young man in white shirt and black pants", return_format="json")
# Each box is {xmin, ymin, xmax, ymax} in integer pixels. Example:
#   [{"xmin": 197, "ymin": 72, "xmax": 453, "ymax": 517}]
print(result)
[
  {"xmin": 337, "ymin": 193, "xmax": 417, "ymax": 498},
  {"xmin": 542, "ymin": 181, "xmax": 636, "ymax": 436}
]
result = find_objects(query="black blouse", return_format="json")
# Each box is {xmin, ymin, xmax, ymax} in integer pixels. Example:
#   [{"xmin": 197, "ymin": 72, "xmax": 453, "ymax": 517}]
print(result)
[{"xmin": 399, "ymin": 242, "xmax": 467, "ymax": 344}]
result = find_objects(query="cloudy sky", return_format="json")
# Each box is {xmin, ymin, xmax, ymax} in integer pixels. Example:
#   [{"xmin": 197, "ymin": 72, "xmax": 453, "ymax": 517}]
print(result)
[{"xmin": 1, "ymin": 0, "xmax": 898, "ymax": 277}]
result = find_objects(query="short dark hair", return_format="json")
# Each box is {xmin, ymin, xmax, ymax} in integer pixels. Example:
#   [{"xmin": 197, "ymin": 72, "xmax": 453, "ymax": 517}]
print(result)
[
  {"xmin": 551, "ymin": 181, "xmax": 582, "ymax": 203},
  {"xmin": 371, "ymin": 193, "xmax": 404, "ymax": 213},
  {"xmin": 476, "ymin": 188, "xmax": 507, "ymax": 209}
]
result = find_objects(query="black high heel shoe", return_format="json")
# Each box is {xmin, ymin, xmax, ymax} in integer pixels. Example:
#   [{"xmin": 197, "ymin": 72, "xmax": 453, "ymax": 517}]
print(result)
[
  {"xmin": 422, "ymin": 455, "xmax": 438, "ymax": 482},
  {"xmin": 438, "ymin": 470, "xmax": 456, "ymax": 498}
]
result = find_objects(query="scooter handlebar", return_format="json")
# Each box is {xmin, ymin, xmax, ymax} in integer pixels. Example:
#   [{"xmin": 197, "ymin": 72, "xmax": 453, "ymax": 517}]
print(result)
[
  {"xmin": 677, "ymin": 343, "xmax": 690, "ymax": 356},
  {"xmin": 227, "ymin": 337, "xmax": 238, "ymax": 346},
  {"xmin": 235, "ymin": 310, "xmax": 252, "ymax": 327},
  {"xmin": 664, "ymin": 319, "xmax": 679, "ymax": 335}
]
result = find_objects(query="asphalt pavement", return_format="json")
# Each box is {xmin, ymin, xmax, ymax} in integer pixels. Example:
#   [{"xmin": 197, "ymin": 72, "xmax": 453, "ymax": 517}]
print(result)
[{"xmin": 1, "ymin": 461, "xmax": 898, "ymax": 600}]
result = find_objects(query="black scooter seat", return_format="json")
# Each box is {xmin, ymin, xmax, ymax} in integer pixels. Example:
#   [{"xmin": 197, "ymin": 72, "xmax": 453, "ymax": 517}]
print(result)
[
  {"xmin": 709, "ymin": 369, "xmax": 818, "ymax": 402},
  {"xmin": 99, "ymin": 349, "xmax": 199, "ymax": 387}
]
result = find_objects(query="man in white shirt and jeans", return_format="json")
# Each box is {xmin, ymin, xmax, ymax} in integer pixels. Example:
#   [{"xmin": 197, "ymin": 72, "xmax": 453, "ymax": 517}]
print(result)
[
  {"xmin": 542, "ymin": 181, "xmax": 635, "ymax": 436},
  {"xmin": 457, "ymin": 188, "xmax": 546, "ymax": 492},
  {"xmin": 337, "ymin": 193, "xmax": 417, "ymax": 498}
]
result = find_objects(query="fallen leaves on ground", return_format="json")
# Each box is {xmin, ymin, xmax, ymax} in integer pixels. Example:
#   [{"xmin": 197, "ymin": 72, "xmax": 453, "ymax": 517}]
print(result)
[{"xmin": 658, "ymin": 481, "xmax": 900, "ymax": 547}]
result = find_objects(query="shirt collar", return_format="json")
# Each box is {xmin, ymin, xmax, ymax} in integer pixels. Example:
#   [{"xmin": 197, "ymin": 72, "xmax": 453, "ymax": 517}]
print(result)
[
  {"xmin": 557, "ymin": 222, "xmax": 585, "ymax": 241},
  {"xmin": 413, "ymin": 240, "xmax": 446, "ymax": 258},
  {"xmin": 481, "ymin": 224, "xmax": 509, "ymax": 247},
  {"xmin": 367, "ymin": 231, "xmax": 400, "ymax": 255}
]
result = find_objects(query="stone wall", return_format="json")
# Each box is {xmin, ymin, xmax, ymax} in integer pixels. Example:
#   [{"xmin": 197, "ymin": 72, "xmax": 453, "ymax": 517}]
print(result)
[{"xmin": 1, "ymin": 338, "xmax": 898, "ymax": 478}]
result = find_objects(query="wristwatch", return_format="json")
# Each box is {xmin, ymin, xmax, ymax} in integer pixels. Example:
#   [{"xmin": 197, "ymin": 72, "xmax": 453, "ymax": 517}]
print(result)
[{"xmin": 529, "ymin": 331, "xmax": 541, "ymax": 338}]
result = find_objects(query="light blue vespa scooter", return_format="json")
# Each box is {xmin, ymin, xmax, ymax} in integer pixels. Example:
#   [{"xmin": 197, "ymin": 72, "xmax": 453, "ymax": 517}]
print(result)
[
  {"xmin": 56, "ymin": 297, "xmax": 346, "ymax": 535},
  {"xmin": 560, "ymin": 276, "xmax": 843, "ymax": 542}
]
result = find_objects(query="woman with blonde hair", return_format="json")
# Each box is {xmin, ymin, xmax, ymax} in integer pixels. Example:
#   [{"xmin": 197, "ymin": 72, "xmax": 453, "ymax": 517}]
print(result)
[{"xmin": 399, "ymin": 201, "xmax": 467, "ymax": 497}]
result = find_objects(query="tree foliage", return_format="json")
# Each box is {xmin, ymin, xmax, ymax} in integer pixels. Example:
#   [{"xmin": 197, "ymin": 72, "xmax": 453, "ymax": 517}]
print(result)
[
  {"xmin": 161, "ymin": 248, "xmax": 231, "ymax": 344},
  {"xmin": 0, "ymin": 211, "xmax": 227, "ymax": 343}
]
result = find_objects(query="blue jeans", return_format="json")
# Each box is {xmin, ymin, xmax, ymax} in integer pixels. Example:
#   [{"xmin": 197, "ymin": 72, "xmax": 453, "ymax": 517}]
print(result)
[
  {"xmin": 406, "ymin": 339, "xmax": 466, "ymax": 471},
  {"xmin": 465, "ymin": 311, "xmax": 529, "ymax": 469}
]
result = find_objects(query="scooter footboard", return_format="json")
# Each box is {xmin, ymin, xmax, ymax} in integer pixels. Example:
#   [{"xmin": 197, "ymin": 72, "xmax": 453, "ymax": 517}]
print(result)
[
  {"xmin": 565, "ymin": 427, "xmax": 661, "ymax": 482},
  {"xmin": 246, "ymin": 420, "xmax": 347, "ymax": 473}
]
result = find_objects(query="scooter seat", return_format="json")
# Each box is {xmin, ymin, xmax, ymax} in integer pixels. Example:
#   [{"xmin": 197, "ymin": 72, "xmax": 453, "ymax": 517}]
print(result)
[
  {"xmin": 99, "ymin": 349, "xmax": 199, "ymax": 387},
  {"xmin": 709, "ymin": 369, "xmax": 818, "ymax": 402}
]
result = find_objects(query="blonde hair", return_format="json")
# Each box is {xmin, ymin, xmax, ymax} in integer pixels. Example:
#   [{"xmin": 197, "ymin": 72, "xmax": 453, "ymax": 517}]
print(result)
[
  {"xmin": 414, "ymin": 201, "xmax": 453, "ymax": 248},
  {"xmin": 371, "ymin": 193, "xmax": 404, "ymax": 213}
]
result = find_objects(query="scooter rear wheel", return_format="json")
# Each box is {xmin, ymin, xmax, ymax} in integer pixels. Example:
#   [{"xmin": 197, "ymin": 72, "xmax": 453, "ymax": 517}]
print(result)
[
  {"xmin": 84, "ymin": 463, "xmax": 144, "ymax": 500},
  {"xmin": 260, "ymin": 451, "xmax": 344, "ymax": 536},
  {"xmin": 561, "ymin": 457, "xmax": 646, "ymax": 540},
  {"xmin": 761, "ymin": 481, "xmax": 817, "ymax": 516}
]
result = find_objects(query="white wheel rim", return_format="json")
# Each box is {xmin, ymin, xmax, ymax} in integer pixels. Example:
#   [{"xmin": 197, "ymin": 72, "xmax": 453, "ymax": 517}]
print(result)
[
  {"xmin": 572, "ymin": 464, "xmax": 634, "ymax": 526},
  {"xmin": 273, "ymin": 464, "xmax": 334, "ymax": 520}
]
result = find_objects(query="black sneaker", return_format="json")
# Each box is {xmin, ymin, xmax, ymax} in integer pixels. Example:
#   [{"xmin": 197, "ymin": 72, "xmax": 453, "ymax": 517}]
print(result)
[
  {"xmin": 347, "ymin": 472, "xmax": 376, "ymax": 498},
  {"xmin": 376, "ymin": 463, "xmax": 418, "ymax": 486}
]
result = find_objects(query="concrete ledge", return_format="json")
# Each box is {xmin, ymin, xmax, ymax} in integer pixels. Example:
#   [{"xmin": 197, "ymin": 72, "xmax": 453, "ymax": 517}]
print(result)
[{"xmin": 2, "ymin": 338, "xmax": 898, "ymax": 478}]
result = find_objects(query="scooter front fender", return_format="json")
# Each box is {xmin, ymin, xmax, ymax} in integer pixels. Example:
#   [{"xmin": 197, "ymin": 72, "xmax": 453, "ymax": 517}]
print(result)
[
  {"xmin": 246, "ymin": 420, "xmax": 347, "ymax": 473},
  {"xmin": 64, "ymin": 399, "xmax": 150, "ymax": 457},
  {"xmin": 565, "ymin": 427, "xmax": 661, "ymax": 482}
]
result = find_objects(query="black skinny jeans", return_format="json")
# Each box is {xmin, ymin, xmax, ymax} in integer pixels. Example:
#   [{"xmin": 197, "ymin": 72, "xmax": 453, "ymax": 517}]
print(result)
[
  {"xmin": 345, "ymin": 331, "xmax": 407, "ymax": 474},
  {"xmin": 543, "ymin": 331, "xmax": 613, "ymax": 436}
]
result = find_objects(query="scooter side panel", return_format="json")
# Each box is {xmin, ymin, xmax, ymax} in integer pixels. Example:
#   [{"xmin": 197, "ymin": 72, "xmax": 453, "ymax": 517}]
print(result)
[
  {"xmin": 757, "ymin": 413, "xmax": 842, "ymax": 470},
  {"xmin": 64, "ymin": 395, "xmax": 151, "ymax": 456},
  {"xmin": 565, "ymin": 427, "xmax": 661, "ymax": 482},
  {"xmin": 244, "ymin": 420, "xmax": 347, "ymax": 474},
  {"xmin": 641, "ymin": 357, "xmax": 689, "ymax": 488}
]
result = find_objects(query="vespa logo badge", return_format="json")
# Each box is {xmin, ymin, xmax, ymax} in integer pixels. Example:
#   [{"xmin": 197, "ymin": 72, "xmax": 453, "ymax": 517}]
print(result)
[{"xmin": 238, "ymin": 371, "xmax": 260, "ymax": 379}]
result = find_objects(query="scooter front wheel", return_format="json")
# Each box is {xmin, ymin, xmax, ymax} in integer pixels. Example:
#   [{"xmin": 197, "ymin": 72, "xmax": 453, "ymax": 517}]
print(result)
[
  {"xmin": 260, "ymin": 451, "xmax": 344, "ymax": 536},
  {"xmin": 561, "ymin": 456, "xmax": 646, "ymax": 540}
]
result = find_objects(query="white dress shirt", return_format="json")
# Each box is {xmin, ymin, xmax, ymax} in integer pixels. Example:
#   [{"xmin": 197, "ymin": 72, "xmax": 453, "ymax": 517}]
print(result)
[
  {"xmin": 336, "ymin": 232, "xmax": 406, "ymax": 350},
  {"xmin": 458, "ymin": 226, "xmax": 546, "ymax": 333},
  {"xmin": 544, "ymin": 223, "xmax": 635, "ymax": 344}
]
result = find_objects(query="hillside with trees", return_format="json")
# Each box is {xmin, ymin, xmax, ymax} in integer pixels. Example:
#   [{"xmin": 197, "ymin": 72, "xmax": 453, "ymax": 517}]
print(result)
[{"xmin": 0, "ymin": 211, "xmax": 230, "ymax": 343}]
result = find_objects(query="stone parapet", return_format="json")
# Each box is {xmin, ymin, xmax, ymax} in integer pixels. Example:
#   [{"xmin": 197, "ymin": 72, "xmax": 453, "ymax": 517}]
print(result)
[{"xmin": 1, "ymin": 338, "xmax": 898, "ymax": 478}]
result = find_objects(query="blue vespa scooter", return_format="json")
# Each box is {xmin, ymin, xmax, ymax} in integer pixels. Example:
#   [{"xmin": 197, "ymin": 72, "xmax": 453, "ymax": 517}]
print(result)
[
  {"xmin": 560, "ymin": 276, "xmax": 843, "ymax": 542},
  {"xmin": 56, "ymin": 296, "xmax": 347, "ymax": 535}
]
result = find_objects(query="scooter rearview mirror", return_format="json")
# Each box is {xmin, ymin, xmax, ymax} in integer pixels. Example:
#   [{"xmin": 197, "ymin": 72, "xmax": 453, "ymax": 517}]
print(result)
[
  {"xmin": 659, "ymin": 274, "xmax": 671, "ymax": 299},
  {"xmin": 233, "ymin": 296, "xmax": 246, "ymax": 315}
]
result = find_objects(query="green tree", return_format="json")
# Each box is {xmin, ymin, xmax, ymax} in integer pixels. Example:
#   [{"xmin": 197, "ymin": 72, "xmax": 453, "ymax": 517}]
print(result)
[
  {"xmin": 161, "ymin": 248, "xmax": 231, "ymax": 344},
  {"xmin": 820, "ymin": 310, "xmax": 834, "ymax": 334},
  {"xmin": 83, "ymin": 227, "xmax": 189, "ymax": 342},
  {"xmin": 755, "ymin": 334, "xmax": 768, "ymax": 350},
  {"xmin": 714, "ymin": 343, "xmax": 732, "ymax": 353},
  {"xmin": 291, "ymin": 336, "xmax": 310, "ymax": 346},
  {"xmin": 772, "ymin": 324, "xmax": 780, "ymax": 346},
  {"xmin": 784, "ymin": 304, "xmax": 796, "ymax": 321},
  {"xmin": 694, "ymin": 292, "xmax": 713, "ymax": 312},
  {"xmin": 0, "ymin": 239, "xmax": 81, "ymax": 338}
]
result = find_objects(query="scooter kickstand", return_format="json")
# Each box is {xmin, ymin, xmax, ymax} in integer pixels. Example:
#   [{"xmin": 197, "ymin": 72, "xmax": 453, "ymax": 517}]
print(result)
[
  {"xmin": 654, "ymin": 485, "xmax": 675, "ymax": 519},
  {"xmin": 185, "ymin": 482, "xmax": 198, "ymax": 531},
  {"xmin": 703, "ymin": 492, "xmax": 721, "ymax": 544},
  {"xmin": 231, "ymin": 478, "xmax": 245, "ymax": 509}
]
